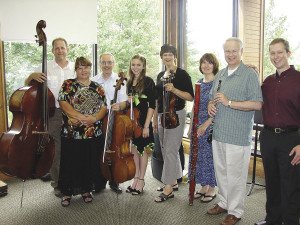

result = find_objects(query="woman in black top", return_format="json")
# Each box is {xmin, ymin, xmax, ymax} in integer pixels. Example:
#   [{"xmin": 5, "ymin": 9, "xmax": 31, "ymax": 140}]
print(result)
[
  {"xmin": 154, "ymin": 44, "xmax": 194, "ymax": 202},
  {"xmin": 126, "ymin": 55, "xmax": 156, "ymax": 195}
]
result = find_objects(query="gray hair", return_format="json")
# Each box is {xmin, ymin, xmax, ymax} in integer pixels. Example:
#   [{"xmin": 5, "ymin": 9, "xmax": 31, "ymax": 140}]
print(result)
[
  {"xmin": 99, "ymin": 53, "xmax": 115, "ymax": 62},
  {"xmin": 223, "ymin": 37, "xmax": 244, "ymax": 50}
]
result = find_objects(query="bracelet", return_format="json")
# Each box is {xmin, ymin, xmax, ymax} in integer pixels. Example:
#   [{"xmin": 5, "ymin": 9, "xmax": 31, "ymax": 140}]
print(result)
[
  {"xmin": 144, "ymin": 127, "xmax": 149, "ymax": 129},
  {"xmin": 228, "ymin": 100, "xmax": 232, "ymax": 108}
]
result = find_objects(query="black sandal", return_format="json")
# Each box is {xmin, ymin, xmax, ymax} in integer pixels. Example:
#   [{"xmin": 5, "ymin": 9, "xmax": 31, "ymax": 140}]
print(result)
[
  {"xmin": 194, "ymin": 191, "xmax": 205, "ymax": 199},
  {"xmin": 126, "ymin": 186, "xmax": 134, "ymax": 193},
  {"xmin": 126, "ymin": 177, "xmax": 138, "ymax": 193},
  {"xmin": 156, "ymin": 183, "xmax": 178, "ymax": 192},
  {"xmin": 61, "ymin": 196, "xmax": 71, "ymax": 207},
  {"xmin": 154, "ymin": 192, "xmax": 174, "ymax": 203},
  {"xmin": 82, "ymin": 192, "xmax": 93, "ymax": 203},
  {"xmin": 132, "ymin": 178, "xmax": 145, "ymax": 195}
]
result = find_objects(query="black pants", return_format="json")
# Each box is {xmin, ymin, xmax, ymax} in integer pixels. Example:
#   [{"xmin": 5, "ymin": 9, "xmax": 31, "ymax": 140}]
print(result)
[{"xmin": 260, "ymin": 129, "xmax": 300, "ymax": 225}]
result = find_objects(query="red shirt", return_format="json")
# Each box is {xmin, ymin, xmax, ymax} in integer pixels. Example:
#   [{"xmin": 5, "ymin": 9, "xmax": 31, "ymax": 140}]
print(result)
[{"xmin": 261, "ymin": 67, "xmax": 300, "ymax": 128}]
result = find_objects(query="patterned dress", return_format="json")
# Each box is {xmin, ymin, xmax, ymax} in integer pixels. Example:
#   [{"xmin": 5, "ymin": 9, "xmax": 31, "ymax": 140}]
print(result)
[
  {"xmin": 189, "ymin": 79, "xmax": 216, "ymax": 186},
  {"xmin": 57, "ymin": 79, "xmax": 107, "ymax": 196}
]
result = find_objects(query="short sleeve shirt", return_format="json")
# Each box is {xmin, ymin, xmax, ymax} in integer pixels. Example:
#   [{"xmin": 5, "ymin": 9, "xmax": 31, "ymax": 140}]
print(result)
[
  {"xmin": 209, "ymin": 62, "xmax": 263, "ymax": 146},
  {"xmin": 91, "ymin": 72, "xmax": 128, "ymax": 109},
  {"xmin": 36, "ymin": 60, "xmax": 75, "ymax": 108},
  {"xmin": 58, "ymin": 79, "xmax": 107, "ymax": 139}
]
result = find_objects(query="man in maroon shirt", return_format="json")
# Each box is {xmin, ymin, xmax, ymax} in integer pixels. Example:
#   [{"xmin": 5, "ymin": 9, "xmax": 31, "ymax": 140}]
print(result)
[{"xmin": 260, "ymin": 38, "xmax": 300, "ymax": 225}]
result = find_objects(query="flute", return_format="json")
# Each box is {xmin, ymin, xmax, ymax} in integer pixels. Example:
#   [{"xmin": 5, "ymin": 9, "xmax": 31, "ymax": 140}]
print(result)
[{"xmin": 207, "ymin": 80, "xmax": 222, "ymax": 143}]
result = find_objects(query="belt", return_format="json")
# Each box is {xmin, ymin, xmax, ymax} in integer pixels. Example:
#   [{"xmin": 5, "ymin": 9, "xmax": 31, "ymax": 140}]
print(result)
[{"xmin": 264, "ymin": 125, "xmax": 300, "ymax": 134}]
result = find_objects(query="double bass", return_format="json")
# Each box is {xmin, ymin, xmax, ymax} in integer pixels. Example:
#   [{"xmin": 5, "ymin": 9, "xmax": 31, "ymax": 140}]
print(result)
[
  {"xmin": 0, "ymin": 20, "xmax": 55, "ymax": 179},
  {"xmin": 101, "ymin": 72, "xmax": 135, "ymax": 183}
]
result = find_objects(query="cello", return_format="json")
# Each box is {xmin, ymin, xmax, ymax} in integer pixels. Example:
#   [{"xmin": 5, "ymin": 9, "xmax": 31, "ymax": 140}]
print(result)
[
  {"xmin": 101, "ymin": 72, "xmax": 135, "ymax": 183},
  {"xmin": 0, "ymin": 20, "xmax": 55, "ymax": 179}
]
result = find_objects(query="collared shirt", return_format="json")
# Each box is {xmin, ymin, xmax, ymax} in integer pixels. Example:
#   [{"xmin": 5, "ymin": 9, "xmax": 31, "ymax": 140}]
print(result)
[
  {"xmin": 261, "ymin": 67, "xmax": 300, "ymax": 128},
  {"xmin": 91, "ymin": 72, "xmax": 128, "ymax": 109},
  {"xmin": 36, "ymin": 60, "xmax": 75, "ymax": 108},
  {"xmin": 209, "ymin": 62, "xmax": 263, "ymax": 146}
]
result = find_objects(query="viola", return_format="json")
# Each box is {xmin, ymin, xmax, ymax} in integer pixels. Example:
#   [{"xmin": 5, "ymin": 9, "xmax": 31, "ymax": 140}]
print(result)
[
  {"xmin": 0, "ymin": 20, "xmax": 55, "ymax": 179},
  {"xmin": 101, "ymin": 72, "xmax": 135, "ymax": 183},
  {"xmin": 161, "ymin": 70, "xmax": 179, "ymax": 129}
]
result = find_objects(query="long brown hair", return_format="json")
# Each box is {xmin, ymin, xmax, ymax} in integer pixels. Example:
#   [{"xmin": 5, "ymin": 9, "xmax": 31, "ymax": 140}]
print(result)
[{"xmin": 127, "ymin": 54, "xmax": 147, "ymax": 95}]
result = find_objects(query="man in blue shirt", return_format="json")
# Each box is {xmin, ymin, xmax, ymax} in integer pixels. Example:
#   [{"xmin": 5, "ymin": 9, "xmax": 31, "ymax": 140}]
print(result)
[{"xmin": 207, "ymin": 37, "xmax": 262, "ymax": 225}]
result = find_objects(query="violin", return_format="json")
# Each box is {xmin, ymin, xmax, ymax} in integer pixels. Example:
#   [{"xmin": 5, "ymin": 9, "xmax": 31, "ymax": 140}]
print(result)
[
  {"xmin": 161, "ymin": 70, "xmax": 179, "ymax": 129},
  {"xmin": 126, "ymin": 91, "xmax": 143, "ymax": 138},
  {"xmin": 101, "ymin": 72, "xmax": 135, "ymax": 183},
  {"xmin": 0, "ymin": 20, "xmax": 55, "ymax": 179}
]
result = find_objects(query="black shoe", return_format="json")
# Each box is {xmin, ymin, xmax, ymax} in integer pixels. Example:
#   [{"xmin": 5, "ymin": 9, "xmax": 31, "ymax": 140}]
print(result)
[
  {"xmin": 177, "ymin": 177, "xmax": 183, "ymax": 183},
  {"xmin": 40, "ymin": 173, "xmax": 51, "ymax": 182},
  {"xmin": 94, "ymin": 185, "xmax": 106, "ymax": 194},
  {"xmin": 255, "ymin": 221, "xmax": 267, "ymax": 225},
  {"xmin": 109, "ymin": 182, "xmax": 122, "ymax": 194}
]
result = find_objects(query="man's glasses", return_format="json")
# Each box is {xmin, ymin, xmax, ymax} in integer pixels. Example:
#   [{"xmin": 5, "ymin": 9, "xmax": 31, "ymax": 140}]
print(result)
[
  {"xmin": 224, "ymin": 50, "xmax": 239, "ymax": 56},
  {"xmin": 100, "ymin": 61, "xmax": 114, "ymax": 66}
]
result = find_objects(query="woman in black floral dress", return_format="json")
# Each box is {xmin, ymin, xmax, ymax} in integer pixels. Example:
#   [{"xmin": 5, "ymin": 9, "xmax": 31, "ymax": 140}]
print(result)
[
  {"xmin": 126, "ymin": 55, "xmax": 156, "ymax": 195},
  {"xmin": 58, "ymin": 57, "xmax": 107, "ymax": 206}
]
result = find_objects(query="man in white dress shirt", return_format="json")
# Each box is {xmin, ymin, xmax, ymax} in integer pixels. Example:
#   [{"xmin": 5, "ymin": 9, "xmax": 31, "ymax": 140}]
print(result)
[
  {"xmin": 25, "ymin": 38, "xmax": 75, "ymax": 197},
  {"xmin": 92, "ymin": 53, "xmax": 128, "ymax": 193}
]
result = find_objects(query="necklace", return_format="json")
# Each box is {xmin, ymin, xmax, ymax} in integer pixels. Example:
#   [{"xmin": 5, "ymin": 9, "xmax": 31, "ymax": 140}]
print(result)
[{"xmin": 77, "ymin": 79, "xmax": 91, "ymax": 87}]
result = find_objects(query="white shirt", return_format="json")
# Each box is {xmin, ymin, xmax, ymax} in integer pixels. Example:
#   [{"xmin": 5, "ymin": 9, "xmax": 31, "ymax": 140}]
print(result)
[
  {"xmin": 36, "ymin": 60, "xmax": 75, "ymax": 108},
  {"xmin": 91, "ymin": 72, "xmax": 128, "ymax": 109}
]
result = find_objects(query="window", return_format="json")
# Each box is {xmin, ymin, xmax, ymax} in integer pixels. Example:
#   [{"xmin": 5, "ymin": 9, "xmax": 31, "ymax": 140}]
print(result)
[
  {"xmin": 4, "ymin": 41, "xmax": 92, "ymax": 126},
  {"xmin": 185, "ymin": 0, "xmax": 233, "ymax": 112},
  {"xmin": 263, "ymin": 0, "xmax": 300, "ymax": 78},
  {"xmin": 97, "ymin": 0, "xmax": 162, "ymax": 80}
]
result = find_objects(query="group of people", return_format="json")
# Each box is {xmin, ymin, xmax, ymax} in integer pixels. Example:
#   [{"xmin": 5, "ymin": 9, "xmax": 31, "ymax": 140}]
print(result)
[
  {"xmin": 189, "ymin": 37, "xmax": 300, "ymax": 225},
  {"xmin": 25, "ymin": 36, "xmax": 299, "ymax": 225}
]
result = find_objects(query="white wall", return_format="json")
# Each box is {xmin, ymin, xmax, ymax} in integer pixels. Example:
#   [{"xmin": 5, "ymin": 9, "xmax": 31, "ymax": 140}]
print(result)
[{"xmin": 0, "ymin": 0, "xmax": 97, "ymax": 44}]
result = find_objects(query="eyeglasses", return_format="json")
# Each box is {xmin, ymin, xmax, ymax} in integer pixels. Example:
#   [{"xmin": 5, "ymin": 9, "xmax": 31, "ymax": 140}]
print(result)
[
  {"xmin": 100, "ymin": 61, "xmax": 114, "ymax": 66},
  {"xmin": 224, "ymin": 50, "xmax": 240, "ymax": 55}
]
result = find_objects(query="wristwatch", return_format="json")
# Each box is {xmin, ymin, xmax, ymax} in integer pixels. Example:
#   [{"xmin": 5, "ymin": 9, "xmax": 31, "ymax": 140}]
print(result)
[{"xmin": 228, "ymin": 100, "xmax": 232, "ymax": 107}]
